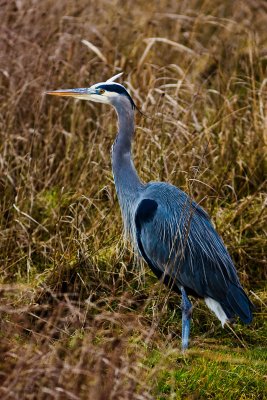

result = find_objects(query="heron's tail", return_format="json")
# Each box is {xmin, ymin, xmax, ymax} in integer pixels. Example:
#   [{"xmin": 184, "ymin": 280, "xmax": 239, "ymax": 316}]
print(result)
[{"xmin": 223, "ymin": 283, "xmax": 254, "ymax": 324}]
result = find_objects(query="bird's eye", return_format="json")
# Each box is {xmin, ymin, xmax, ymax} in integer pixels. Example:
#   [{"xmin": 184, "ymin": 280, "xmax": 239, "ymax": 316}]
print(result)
[{"xmin": 99, "ymin": 89, "xmax": 105, "ymax": 94}]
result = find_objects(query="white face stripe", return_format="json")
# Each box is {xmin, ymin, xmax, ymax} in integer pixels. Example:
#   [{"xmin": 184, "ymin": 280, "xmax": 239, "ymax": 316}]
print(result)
[
  {"xmin": 103, "ymin": 90, "xmax": 120, "ymax": 98},
  {"xmin": 91, "ymin": 82, "xmax": 135, "ymax": 108},
  {"xmin": 82, "ymin": 93, "xmax": 110, "ymax": 103},
  {"xmin": 90, "ymin": 82, "xmax": 122, "ymax": 103}
]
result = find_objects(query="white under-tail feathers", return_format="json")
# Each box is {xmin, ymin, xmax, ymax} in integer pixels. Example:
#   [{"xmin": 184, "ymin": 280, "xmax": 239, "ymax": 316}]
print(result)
[{"xmin": 205, "ymin": 297, "xmax": 228, "ymax": 326}]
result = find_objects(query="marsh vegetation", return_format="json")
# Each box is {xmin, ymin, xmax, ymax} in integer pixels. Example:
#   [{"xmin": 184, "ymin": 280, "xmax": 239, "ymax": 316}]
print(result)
[{"xmin": 0, "ymin": 0, "xmax": 266, "ymax": 398}]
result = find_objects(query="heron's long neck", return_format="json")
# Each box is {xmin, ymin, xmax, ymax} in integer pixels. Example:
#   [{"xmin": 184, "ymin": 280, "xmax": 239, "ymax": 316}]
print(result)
[
  {"xmin": 112, "ymin": 101, "xmax": 142, "ymax": 193},
  {"xmin": 111, "ymin": 99, "xmax": 143, "ymax": 238}
]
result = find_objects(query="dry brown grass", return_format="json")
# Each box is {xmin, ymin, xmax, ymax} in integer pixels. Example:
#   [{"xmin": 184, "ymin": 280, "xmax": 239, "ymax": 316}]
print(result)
[{"xmin": 0, "ymin": 0, "xmax": 266, "ymax": 399}]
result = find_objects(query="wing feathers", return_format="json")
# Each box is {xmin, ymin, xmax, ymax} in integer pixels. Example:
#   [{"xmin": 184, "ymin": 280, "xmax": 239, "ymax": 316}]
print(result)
[
  {"xmin": 134, "ymin": 182, "xmax": 254, "ymax": 324},
  {"xmin": 224, "ymin": 284, "xmax": 253, "ymax": 324}
]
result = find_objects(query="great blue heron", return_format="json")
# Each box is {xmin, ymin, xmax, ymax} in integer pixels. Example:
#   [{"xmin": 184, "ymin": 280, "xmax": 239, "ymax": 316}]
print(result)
[{"xmin": 46, "ymin": 73, "xmax": 253, "ymax": 350}]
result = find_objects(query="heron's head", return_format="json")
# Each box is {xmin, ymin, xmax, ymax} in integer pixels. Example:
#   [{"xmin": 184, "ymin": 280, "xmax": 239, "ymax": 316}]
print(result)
[{"xmin": 46, "ymin": 72, "xmax": 136, "ymax": 110}]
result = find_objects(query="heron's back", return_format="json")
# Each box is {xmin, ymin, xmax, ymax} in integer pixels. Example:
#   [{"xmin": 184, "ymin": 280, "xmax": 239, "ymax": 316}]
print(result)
[{"xmin": 135, "ymin": 182, "xmax": 253, "ymax": 323}]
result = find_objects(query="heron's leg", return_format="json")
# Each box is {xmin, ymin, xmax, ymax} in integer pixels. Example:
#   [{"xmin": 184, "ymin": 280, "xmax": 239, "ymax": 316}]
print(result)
[{"xmin": 181, "ymin": 287, "xmax": 192, "ymax": 351}]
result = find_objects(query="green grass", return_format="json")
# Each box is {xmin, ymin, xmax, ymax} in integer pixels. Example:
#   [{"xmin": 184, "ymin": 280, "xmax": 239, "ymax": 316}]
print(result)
[{"xmin": 142, "ymin": 346, "xmax": 266, "ymax": 399}]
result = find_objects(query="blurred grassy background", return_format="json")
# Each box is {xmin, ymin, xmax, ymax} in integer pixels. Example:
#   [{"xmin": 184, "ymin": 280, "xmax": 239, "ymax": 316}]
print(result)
[{"xmin": 0, "ymin": 0, "xmax": 266, "ymax": 399}]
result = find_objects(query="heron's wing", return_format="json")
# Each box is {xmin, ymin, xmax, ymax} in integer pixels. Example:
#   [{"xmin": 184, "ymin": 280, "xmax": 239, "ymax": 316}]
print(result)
[
  {"xmin": 134, "ymin": 183, "xmax": 253, "ymax": 322},
  {"xmin": 134, "ymin": 198, "xmax": 181, "ymax": 294}
]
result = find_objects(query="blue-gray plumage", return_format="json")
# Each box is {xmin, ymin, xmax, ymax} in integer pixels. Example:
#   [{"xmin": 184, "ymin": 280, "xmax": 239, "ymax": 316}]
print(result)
[{"xmin": 46, "ymin": 73, "xmax": 254, "ymax": 350}]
